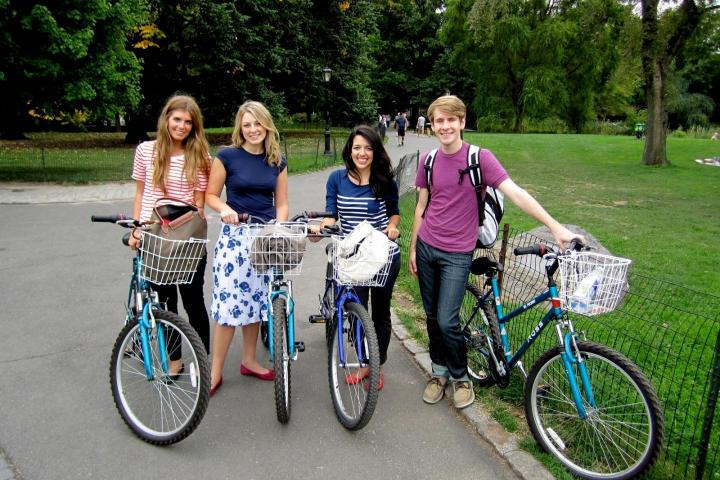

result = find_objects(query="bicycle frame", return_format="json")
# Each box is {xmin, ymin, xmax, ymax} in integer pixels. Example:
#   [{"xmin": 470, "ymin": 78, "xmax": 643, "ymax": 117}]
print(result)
[
  {"xmin": 127, "ymin": 253, "xmax": 171, "ymax": 381},
  {"xmin": 480, "ymin": 275, "xmax": 597, "ymax": 418},
  {"xmin": 266, "ymin": 267, "xmax": 298, "ymax": 359}
]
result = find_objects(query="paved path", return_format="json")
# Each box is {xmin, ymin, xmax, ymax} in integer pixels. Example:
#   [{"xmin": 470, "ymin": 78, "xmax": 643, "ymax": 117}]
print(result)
[{"xmin": 0, "ymin": 131, "xmax": 551, "ymax": 479}]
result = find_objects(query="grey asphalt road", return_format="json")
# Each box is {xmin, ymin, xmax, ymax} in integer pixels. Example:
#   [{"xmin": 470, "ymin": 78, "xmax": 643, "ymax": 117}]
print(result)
[{"xmin": 0, "ymin": 132, "xmax": 519, "ymax": 480}]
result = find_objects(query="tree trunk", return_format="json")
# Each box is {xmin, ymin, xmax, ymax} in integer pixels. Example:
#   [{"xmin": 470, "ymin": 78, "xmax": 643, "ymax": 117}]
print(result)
[{"xmin": 642, "ymin": 60, "xmax": 669, "ymax": 166}]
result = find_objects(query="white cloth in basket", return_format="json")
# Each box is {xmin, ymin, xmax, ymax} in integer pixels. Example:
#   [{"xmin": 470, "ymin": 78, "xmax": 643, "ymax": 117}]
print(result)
[{"xmin": 335, "ymin": 221, "xmax": 391, "ymax": 283}]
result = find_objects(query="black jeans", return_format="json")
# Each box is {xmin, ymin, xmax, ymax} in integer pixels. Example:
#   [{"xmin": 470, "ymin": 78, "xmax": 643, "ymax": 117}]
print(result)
[
  {"xmin": 154, "ymin": 254, "xmax": 210, "ymax": 360},
  {"xmin": 354, "ymin": 252, "xmax": 401, "ymax": 365}
]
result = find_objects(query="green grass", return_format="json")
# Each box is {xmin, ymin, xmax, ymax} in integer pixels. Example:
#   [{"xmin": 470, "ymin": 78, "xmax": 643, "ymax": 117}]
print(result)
[
  {"xmin": 464, "ymin": 133, "xmax": 720, "ymax": 293},
  {"xmin": 0, "ymin": 131, "xmax": 346, "ymax": 183},
  {"xmin": 393, "ymin": 134, "xmax": 720, "ymax": 479}
]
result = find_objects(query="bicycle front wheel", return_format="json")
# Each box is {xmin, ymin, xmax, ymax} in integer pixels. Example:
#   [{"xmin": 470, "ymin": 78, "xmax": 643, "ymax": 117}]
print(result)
[
  {"xmin": 328, "ymin": 302, "xmax": 380, "ymax": 430},
  {"xmin": 525, "ymin": 341, "xmax": 663, "ymax": 480},
  {"xmin": 110, "ymin": 310, "xmax": 210, "ymax": 445},
  {"xmin": 272, "ymin": 296, "xmax": 291, "ymax": 424}
]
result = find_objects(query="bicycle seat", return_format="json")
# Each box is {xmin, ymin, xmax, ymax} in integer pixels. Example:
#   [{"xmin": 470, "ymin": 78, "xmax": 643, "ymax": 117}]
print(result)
[{"xmin": 470, "ymin": 256, "xmax": 503, "ymax": 276}]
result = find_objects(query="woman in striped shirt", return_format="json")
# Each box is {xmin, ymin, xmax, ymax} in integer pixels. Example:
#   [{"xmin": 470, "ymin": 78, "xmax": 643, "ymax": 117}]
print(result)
[
  {"xmin": 129, "ymin": 94, "xmax": 212, "ymax": 377},
  {"xmin": 318, "ymin": 125, "xmax": 400, "ymax": 390}
]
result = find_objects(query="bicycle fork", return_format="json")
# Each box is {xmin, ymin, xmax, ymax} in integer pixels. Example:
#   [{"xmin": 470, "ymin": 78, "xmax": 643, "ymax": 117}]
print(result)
[
  {"xmin": 336, "ymin": 290, "xmax": 366, "ymax": 368},
  {"xmin": 558, "ymin": 327, "xmax": 596, "ymax": 420}
]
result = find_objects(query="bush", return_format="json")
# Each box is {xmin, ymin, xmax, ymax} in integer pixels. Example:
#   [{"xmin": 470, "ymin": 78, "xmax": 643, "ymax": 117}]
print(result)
[
  {"xmin": 524, "ymin": 116, "xmax": 569, "ymax": 134},
  {"xmin": 671, "ymin": 127, "xmax": 687, "ymax": 138},
  {"xmin": 476, "ymin": 114, "xmax": 509, "ymax": 133},
  {"xmin": 585, "ymin": 120, "xmax": 631, "ymax": 136}
]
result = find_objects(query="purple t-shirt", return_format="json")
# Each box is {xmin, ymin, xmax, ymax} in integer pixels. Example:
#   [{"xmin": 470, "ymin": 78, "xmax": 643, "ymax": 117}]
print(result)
[{"xmin": 415, "ymin": 142, "xmax": 508, "ymax": 252}]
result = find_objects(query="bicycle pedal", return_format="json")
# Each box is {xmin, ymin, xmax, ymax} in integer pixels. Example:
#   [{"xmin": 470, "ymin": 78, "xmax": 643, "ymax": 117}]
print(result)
[
  {"xmin": 294, "ymin": 341, "xmax": 306, "ymax": 352},
  {"xmin": 308, "ymin": 314, "xmax": 325, "ymax": 324}
]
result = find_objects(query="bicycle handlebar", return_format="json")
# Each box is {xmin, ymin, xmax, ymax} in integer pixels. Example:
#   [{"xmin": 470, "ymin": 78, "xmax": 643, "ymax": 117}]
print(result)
[
  {"xmin": 513, "ymin": 238, "xmax": 585, "ymax": 257},
  {"xmin": 91, "ymin": 214, "xmax": 141, "ymax": 228}
]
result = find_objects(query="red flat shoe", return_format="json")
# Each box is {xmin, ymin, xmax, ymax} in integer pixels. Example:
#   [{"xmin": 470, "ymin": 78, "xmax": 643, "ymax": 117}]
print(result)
[
  {"xmin": 363, "ymin": 372, "xmax": 384, "ymax": 392},
  {"xmin": 240, "ymin": 363, "xmax": 275, "ymax": 381},
  {"xmin": 345, "ymin": 369, "xmax": 370, "ymax": 385},
  {"xmin": 210, "ymin": 376, "xmax": 223, "ymax": 398}
]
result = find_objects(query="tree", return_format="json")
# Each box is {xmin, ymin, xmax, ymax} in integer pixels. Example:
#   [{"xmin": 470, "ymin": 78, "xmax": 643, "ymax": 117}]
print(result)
[
  {"xmin": 442, "ymin": 0, "xmax": 624, "ymax": 133},
  {"xmin": 369, "ymin": 0, "xmax": 445, "ymax": 120},
  {"xmin": 0, "ymin": 0, "xmax": 146, "ymax": 139},
  {"xmin": 640, "ymin": 0, "xmax": 710, "ymax": 165}
]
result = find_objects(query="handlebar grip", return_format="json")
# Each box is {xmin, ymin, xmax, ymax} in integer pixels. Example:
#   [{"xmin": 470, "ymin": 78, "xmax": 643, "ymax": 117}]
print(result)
[
  {"xmin": 91, "ymin": 214, "xmax": 126, "ymax": 223},
  {"xmin": 569, "ymin": 238, "xmax": 584, "ymax": 251},
  {"xmin": 239, "ymin": 213, "xmax": 249, "ymax": 223},
  {"xmin": 307, "ymin": 211, "xmax": 335, "ymax": 219},
  {"xmin": 513, "ymin": 244, "xmax": 547, "ymax": 256}
]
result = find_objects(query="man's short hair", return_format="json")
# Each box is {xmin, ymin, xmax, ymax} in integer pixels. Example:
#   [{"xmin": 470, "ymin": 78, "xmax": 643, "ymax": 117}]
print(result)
[{"xmin": 427, "ymin": 95, "xmax": 466, "ymax": 123}]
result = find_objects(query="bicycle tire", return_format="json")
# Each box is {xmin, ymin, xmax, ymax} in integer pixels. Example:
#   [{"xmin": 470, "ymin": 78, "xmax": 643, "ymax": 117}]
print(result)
[
  {"xmin": 272, "ymin": 296, "xmax": 291, "ymax": 424},
  {"xmin": 328, "ymin": 302, "xmax": 380, "ymax": 430},
  {"xmin": 323, "ymin": 260, "xmax": 335, "ymax": 347},
  {"xmin": 110, "ymin": 310, "xmax": 210, "ymax": 445},
  {"xmin": 260, "ymin": 320, "xmax": 269, "ymax": 349},
  {"xmin": 463, "ymin": 284, "xmax": 501, "ymax": 387},
  {"xmin": 525, "ymin": 341, "xmax": 663, "ymax": 480}
]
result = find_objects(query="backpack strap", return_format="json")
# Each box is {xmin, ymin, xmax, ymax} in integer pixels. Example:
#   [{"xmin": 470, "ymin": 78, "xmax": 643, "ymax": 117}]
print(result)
[
  {"xmin": 423, "ymin": 148, "xmax": 439, "ymax": 187},
  {"xmin": 421, "ymin": 149, "xmax": 439, "ymax": 219},
  {"xmin": 466, "ymin": 144, "xmax": 483, "ymax": 188}
]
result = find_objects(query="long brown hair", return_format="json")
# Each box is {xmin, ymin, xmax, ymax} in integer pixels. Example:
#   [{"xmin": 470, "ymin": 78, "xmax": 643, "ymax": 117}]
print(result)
[
  {"xmin": 341, "ymin": 125, "xmax": 394, "ymax": 198},
  {"xmin": 152, "ymin": 94, "xmax": 211, "ymax": 190},
  {"xmin": 231, "ymin": 101, "xmax": 282, "ymax": 167}
]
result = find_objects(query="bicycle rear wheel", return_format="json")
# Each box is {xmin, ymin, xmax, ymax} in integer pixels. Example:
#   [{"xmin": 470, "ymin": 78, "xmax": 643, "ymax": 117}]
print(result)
[
  {"xmin": 328, "ymin": 302, "xmax": 380, "ymax": 430},
  {"xmin": 110, "ymin": 310, "xmax": 210, "ymax": 445},
  {"xmin": 272, "ymin": 296, "xmax": 291, "ymax": 424},
  {"xmin": 525, "ymin": 341, "xmax": 663, "ymax": 479},
  {"xmin": 462, "ymin": 284, "xmax": 500, "ymax": 387}
]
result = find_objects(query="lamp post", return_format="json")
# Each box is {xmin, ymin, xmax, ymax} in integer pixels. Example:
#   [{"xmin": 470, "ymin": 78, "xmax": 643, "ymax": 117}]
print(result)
[{"xmin": 322, "ymin": 67, "xmax": 333, "ymax": 156}]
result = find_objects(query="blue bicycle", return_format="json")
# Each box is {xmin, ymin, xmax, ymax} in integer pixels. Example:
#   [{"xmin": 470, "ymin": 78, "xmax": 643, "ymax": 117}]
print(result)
[
  {"xmin": 91, "ymin": 214, "xmax": 210, "ymax": 445},
  {"xmin": 229, "ymin": 214, "xmax": 309, "ymax": 424},
  {"xmin": 462, "ymin": 241, "xmax": 663, "ymax": 479},
  {"xmin": 303, "ymin": 212, "xmax": 398, "ymax": 430}
]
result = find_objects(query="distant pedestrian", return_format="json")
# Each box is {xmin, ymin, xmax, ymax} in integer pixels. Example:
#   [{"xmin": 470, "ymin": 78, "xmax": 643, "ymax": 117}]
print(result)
[
  {"xmin": 396, "ymin": 112, "xmax": 408, "ymax": 147},
  {"xmin": 416, "ymin": 114, "xmax": 426, "ymax": 136},
  {"xmin": 378, "ymin": 113, "xmax": 387, "ymax": 140}
]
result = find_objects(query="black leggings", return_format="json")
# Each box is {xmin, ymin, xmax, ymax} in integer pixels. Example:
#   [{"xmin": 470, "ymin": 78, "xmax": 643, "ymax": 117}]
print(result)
[
  {"xmin": 154, "ymin": 255, "xmax": 210, "ymax": 360},
  {"xmin": 354, "ymin": 253, "xmax": 401, "ymax": 365}
]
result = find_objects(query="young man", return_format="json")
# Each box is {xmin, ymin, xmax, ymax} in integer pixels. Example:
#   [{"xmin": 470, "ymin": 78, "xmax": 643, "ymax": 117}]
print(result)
[{"xmin": 409, "ymin": 95, "xmax": 581, "ymax": 409}]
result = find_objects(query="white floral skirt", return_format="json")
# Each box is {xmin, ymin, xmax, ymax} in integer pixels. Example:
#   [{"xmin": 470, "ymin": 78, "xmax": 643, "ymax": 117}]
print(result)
[{"xmin": 211, "ymin": 223, "xmax": 270, "ymax": 327}]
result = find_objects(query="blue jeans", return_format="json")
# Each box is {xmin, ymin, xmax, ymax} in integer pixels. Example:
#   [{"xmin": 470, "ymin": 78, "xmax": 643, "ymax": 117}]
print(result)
[{"xmin": 416, "ymin": 238, "xmax": 472, "ymax": 380}]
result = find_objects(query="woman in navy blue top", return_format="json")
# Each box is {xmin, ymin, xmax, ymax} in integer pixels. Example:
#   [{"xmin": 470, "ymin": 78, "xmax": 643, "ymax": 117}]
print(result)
[
  {"xmin": 318, "ymin": 125, "xmax": 400, "ymax": 390},
  {"xmin": 205, "ymin": 101, "xmax": 289, "ymax": 396}
]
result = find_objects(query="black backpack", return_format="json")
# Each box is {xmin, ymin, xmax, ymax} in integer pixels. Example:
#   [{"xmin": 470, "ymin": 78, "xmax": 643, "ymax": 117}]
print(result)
[{"xmin": 423, "ymin": 144, "xmax": 504, "ymax": 249}]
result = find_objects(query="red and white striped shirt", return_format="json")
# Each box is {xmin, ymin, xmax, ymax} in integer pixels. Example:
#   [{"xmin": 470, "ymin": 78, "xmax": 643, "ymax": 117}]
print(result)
[{"xmin": 132, "ymin": 141, "xmax": 209, "ymax": 221}]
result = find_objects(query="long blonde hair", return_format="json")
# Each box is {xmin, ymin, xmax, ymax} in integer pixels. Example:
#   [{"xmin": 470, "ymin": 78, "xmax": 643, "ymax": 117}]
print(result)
[
  {"xmin": 152, "ymin": 94, "xmax": 211, "ymax": 190},
  {"xmin": 231, "ymin": 101, "xmax": 282, "ymax": 167}
]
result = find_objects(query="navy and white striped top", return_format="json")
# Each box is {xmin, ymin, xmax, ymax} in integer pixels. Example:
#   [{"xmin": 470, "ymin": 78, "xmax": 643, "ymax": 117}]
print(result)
[{"xmin": 325, "ymin": 169, "xmax": 400, "ymax": 235}]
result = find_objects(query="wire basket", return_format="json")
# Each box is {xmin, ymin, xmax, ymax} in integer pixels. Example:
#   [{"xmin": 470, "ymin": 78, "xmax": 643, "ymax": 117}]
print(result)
[
  {"xmin": 140, "ymin": 231, "xmax": 208, "ymax": 285},
  {"xmin": 249, "ymin": 222, "xmax": 307, "ymax": 275},
  {"xmin": 558, "ymin": 251, "xmax": 632, "ymax": 316},
  {"xmin": 330, "ymin": 235, "xmax": 399, "ymax": 287}
]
